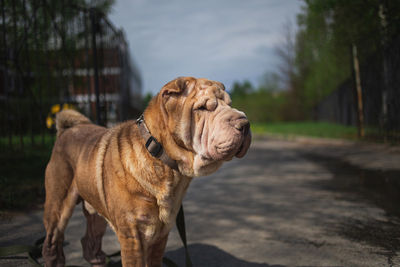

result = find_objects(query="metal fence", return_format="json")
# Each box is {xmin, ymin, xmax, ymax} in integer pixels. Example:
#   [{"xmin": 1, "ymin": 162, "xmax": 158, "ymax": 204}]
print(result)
[
  {"xmin": 0, "ymin": 0, "xmax": 142, "ymax": 150},
  {"xmin": 314, "ymin": 36, "xmax": 400, "ymax": 143}
]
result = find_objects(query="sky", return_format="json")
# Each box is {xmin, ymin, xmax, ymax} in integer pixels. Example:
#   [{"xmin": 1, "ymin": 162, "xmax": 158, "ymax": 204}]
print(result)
[{"xmin": 109, "ymin": 0, "xmax": 304, "ymax": 95}]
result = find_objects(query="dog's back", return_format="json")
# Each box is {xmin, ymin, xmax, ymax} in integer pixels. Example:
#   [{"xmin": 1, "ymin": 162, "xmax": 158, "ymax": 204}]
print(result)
[{"xmin": 52, "ymin": 110, "xmax": 107, "ymax": 162}]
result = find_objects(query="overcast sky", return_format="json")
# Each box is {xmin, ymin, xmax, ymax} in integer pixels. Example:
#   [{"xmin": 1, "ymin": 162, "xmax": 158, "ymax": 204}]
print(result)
[{"xmin": 109, "ymin": 0, "xmax": 303, "ymax": 95}]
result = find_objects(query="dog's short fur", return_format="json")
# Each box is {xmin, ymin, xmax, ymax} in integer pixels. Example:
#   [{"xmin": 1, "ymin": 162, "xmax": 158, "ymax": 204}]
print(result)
[{"xmin": 42, "ymin": 77, "xmax": 251, "ymax": 267}]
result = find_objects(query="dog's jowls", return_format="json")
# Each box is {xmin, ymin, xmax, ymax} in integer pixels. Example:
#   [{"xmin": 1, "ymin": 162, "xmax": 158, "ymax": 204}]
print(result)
[{"xmin": 42, "ymin": 77, "xmax": 251, "ymax": 267}]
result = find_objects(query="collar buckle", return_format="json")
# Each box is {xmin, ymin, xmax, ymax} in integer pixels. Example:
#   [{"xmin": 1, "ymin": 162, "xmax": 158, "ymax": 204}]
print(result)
[{"xmin": 145, "ymin": 136, "xmax": 162, "ymax": 157}]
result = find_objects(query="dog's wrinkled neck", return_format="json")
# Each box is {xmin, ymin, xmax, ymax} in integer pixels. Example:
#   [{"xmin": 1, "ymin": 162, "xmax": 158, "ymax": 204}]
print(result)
[
  {"xmin": 136, "ymin": 115, "xmax": 178, "ymax": 170},
  {"xmin": 143, "ymin": 95, "xmax": 196, "ymax": 177}
]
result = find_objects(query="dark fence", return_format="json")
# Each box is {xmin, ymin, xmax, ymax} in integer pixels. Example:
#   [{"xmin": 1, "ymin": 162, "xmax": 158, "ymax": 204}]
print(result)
[
  {"xmin": 0, "ymin": 0, "xmax": 142, "ymax": 150},
  {"xmin": 314, "ymin": 36, "xmax": 400, "ymax": 143}
]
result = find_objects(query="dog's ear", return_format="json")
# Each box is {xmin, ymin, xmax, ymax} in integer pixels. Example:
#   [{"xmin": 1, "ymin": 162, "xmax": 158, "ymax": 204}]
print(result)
[{"xmin": 161, "ymin": 77, "xmax": 196, "ymax": 97}]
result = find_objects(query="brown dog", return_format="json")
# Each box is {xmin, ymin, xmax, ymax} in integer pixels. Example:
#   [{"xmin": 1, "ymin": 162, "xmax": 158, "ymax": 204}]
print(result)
[{"xmin": 42, "ymin": 77, "xmax": 251, "ymax": 267}]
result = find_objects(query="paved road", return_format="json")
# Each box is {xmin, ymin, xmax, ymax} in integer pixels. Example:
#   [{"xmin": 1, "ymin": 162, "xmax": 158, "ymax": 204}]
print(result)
[{"xmin": 1, "ymin": 137, "xmax": 400, "ymax": 266}]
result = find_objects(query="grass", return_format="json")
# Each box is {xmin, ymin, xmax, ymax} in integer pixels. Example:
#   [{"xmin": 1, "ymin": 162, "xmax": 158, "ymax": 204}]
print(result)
[
  {"xmin": 0, "ymin": 135, "xmax": 54, "ymax": 214},
  {"xmin": 0, "ymin": 133, "xmax": 55, "ymax": 149},
  {"xmin": 251, "ymin": 121, "xmax": 359, "ymax": 140}
]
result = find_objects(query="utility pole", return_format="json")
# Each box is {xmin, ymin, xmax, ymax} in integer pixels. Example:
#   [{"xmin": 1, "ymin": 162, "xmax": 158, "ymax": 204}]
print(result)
[
  {"xmin": 379, "ymin": 1, "xmax": 389, "ymax": 140},
  {"xmin": 351, "ymin": 44, "xmax": 364, "ymax": 138}
]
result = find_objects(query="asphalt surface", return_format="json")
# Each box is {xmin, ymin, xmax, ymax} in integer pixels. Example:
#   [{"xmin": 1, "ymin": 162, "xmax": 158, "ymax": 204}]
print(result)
[{"xmin": 1, "ymin": 137, "xmax": 400, "ymax": 267}]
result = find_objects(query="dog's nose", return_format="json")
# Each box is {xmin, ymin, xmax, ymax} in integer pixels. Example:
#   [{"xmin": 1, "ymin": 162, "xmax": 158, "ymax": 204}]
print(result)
[{"xmin": 232, "ymin": 117, "xmax": 250, "ymax": 135}]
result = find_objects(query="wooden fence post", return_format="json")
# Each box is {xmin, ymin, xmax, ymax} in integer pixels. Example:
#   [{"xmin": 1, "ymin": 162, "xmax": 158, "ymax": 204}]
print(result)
[{"xmin": 90, "ymin": 8, "xmax": 102, "ymax": 126}]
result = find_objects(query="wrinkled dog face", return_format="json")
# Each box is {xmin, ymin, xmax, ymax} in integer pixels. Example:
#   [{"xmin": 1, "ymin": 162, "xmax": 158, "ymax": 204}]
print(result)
[{"xmin": 161, "ymin": 77, "xmax": 251, "ymax": 176}]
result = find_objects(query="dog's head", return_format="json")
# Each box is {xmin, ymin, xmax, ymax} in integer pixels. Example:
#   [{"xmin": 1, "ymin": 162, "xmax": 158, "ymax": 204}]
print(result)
[{"xmin": 144, "ymin": 77, "xmax": 251, "ymax": 177}]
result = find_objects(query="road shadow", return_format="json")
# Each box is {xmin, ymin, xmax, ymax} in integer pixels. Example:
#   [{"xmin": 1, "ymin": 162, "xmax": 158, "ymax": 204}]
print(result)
[
  {"xmin": 302, "ymin": 153, "xmax": 400, "ymax": 217},
  {"xmin": 163, "ymin": 243, "xmax": 282, "ymax": 267},
  {"xmin": 105, "ymin": 243, "xmax": 282, "ymax": 267},
  {"xmin": 303, "ymin": 153, "xmax": 400, "ymax": 263}
]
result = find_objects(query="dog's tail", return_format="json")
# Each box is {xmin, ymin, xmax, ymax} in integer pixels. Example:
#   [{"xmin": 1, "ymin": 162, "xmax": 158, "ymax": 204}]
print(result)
[{"xmin": 56, "ymin": 109, "xmax": 91, "ymax": 137}]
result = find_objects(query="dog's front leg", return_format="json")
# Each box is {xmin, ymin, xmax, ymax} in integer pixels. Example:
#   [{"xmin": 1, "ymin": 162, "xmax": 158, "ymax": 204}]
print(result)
[
  {"xmin": 117, "ymin": 227, "xmax": 147, "ymax": 267},
  {"xmin": 147, "ymin": 235, "xmax": 168, "ymax": 267}
]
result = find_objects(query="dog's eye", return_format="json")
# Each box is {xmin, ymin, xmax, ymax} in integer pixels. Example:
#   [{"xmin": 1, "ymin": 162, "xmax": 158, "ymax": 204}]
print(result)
[{"xmin": 197, "ymin": 106, "xmax": 207, "ymax": 111}]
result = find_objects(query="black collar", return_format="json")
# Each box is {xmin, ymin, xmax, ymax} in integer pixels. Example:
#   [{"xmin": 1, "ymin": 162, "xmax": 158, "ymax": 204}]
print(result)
[{"xmin": 136, "ymin": 115, "xmax": 179, "ymax": 171}]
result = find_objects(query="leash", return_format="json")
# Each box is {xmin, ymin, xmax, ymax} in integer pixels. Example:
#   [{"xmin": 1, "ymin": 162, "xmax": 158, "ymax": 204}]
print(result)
[
  {"xmin": 0, "ymin": 236, "xmax": 43, "ymax": 266},
  {"xmin": 174, "ymin": 206, "xmax": 193, "ymax": 267},
  {"xmin": 0, "ymin": 205, "xmax": 192, "ymax": 267}
]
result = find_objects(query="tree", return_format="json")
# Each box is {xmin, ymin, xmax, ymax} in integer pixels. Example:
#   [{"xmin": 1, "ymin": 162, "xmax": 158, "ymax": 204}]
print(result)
[
  {"xmin": 259, "ymin": 72, "xmax": 281, "ymax": 92},
  {"xmin": 283, "ymin": 0, "xmax": 400, "ymax": 121},
  {"xmin": 275, "ymin": 20, "xmax": 297, "ymax": 93},
  {"xmin": 142, "ymin": 92, "xmax": 153, "ymax": 108},
  {"xmin": 230, "ymin": 80, "xmax": 254, "ymax": 98}
]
